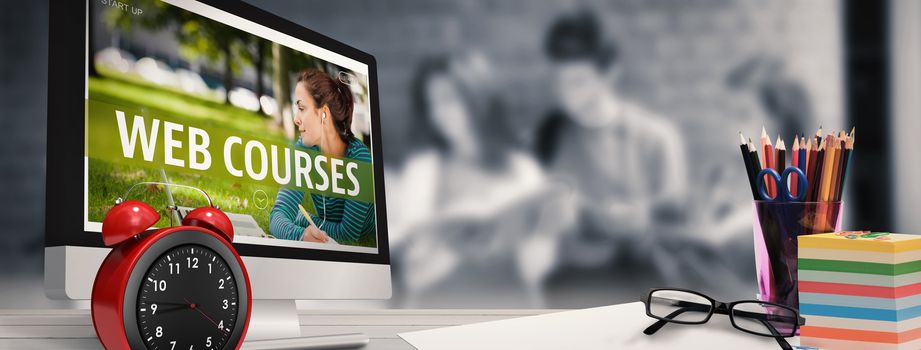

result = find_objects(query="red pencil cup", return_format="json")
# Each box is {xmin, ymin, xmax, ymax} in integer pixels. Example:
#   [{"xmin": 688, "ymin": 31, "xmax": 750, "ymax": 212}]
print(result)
[{"xmin": 752, "ymin": 201, "xmax": 843, "ymax": 311}]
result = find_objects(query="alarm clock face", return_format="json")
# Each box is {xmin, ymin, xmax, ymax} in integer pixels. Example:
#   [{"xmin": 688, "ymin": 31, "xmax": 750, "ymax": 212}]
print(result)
[
  {"xmin": 122, "ymin": 230, "xmax": 249, "ymax": 350},
  {"xmin": 137, "ymin": 244, "xmax": 239, "ymax": 350}
]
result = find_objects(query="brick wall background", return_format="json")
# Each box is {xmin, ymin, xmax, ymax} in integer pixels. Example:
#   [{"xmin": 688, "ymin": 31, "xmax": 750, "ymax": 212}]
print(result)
[{"xmin": 254, "ymin": 0, "xmax": 843, "ymax": 170}]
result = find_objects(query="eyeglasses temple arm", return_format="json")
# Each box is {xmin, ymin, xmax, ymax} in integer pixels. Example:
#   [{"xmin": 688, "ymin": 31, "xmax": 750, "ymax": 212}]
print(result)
[
  {"xmin": 759, "ymin": 319, "xmax": 793, "ymax": 350},
  {"xmin": 643, "ymin": 318, "xmax": 672, "ymax": 335},
  {"xmin": 643, "ymin": 303, "xmax": 711, "ymax": 335},
  {"xmin": 733, "ymin": 309, "xmax": 799, "ymax": 325}
]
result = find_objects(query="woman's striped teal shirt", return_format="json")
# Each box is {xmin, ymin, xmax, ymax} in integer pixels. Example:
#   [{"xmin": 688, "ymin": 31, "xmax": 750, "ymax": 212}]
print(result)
[{"xmin": 269, "ymin": 138, "xmax": 375, "ymax": 243}]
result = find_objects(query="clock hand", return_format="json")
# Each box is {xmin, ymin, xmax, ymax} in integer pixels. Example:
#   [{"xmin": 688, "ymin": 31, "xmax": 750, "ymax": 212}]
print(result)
[
  {"xmin": 149, "ymin": 305, "xmax": 188, "ymax": 316},
  {"xmin": 184, "ymin": 298, "xmax": 230, "ymax": 333},
  {"xmin": 141, "ymin": 301, "xmax": 192, "ymax": 315}
]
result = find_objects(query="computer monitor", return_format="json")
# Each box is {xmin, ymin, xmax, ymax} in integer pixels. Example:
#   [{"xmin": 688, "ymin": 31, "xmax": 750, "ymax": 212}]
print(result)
[{"xmin": 45, "ymin": 0, "xmax": 391, "ymax": 339}]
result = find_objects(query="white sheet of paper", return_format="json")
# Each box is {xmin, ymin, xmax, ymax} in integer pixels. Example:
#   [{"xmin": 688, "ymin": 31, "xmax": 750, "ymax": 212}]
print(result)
[{"xmin": 399, "ymin": 302, "xmax": 801, "ymax": 350}]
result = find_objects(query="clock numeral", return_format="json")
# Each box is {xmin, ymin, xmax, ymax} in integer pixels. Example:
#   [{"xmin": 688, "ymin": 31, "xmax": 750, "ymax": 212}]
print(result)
[
  {"xmin": 187, "ymin": 257, "xmax": 199, "ymax": 269},
  {"xmin": 141, "ymin": 247, "xmax": 239, "ymax": 349}
]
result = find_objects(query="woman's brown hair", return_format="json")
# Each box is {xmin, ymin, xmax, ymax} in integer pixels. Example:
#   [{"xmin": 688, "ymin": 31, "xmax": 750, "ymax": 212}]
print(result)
[{"xmin": 297, "ymin": 68, "xmax": 355, "ymax": 142}]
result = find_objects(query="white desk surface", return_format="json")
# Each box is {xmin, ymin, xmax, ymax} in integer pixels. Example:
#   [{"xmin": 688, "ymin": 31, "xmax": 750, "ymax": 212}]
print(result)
[{"xmin": 0, "ymin": 308, "xmax": 559, "ymax": 349}]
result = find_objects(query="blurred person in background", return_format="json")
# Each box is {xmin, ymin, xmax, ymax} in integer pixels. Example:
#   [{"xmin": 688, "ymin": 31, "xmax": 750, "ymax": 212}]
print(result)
[
  {"xmin": 727, "ymin": 55, "xmax": 817, "ymax": 139},
  {"xmin": 385, "ymin": 52, "xmax": 573, "ymax": 307},
  {"xmin": 535, "ymin": 11, "xmax": 688, "ymax": 270}
]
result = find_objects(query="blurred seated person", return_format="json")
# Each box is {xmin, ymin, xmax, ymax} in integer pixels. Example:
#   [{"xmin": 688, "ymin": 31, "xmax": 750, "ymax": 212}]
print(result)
[
  {"xmin": 385, "ymin": 52, "xmax": 570, "ymax": 307},
  {"xmin": 536, "ymin": 11, "xmax": 688, "ymax": 267},
  {"xmin": 727, "ymin": 54, "xmax": 816, "ymax": 141}
]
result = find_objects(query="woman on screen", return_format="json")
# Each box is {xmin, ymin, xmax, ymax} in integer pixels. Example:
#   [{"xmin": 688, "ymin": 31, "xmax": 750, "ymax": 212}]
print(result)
[{"xmin": 269, "ymin": 68, "xmax": 375, "ymax": 244}]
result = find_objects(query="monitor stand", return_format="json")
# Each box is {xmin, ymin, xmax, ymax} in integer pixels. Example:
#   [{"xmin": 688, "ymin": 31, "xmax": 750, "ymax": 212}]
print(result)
[{"xmin": 244, "ymin": 300, "xmax": 370, "ymax": 349}]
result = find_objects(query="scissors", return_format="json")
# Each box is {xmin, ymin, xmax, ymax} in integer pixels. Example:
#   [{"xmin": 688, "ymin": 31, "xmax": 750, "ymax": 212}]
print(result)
[{"xmin": 756, "ymin": 167, "xmax": 808, "ymax": 202}]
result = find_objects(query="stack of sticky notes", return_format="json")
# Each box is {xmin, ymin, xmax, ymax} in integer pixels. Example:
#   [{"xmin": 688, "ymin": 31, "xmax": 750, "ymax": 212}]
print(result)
[{"xmin": 798, "ymin": 231, "xmax": 921, "ymax": 350}]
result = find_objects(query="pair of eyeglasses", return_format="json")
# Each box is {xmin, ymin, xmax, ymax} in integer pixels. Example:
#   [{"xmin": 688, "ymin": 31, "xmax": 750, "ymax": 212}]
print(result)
[{"xmin": 642, "ymin": 288, "xmax": 805, "ymax": 350}]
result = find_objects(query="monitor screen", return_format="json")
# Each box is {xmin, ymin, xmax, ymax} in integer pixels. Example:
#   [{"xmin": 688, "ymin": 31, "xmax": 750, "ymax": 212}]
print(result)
[{"xmin": 84, "ymin": 0, "xmax": 380, "ymax": 255}]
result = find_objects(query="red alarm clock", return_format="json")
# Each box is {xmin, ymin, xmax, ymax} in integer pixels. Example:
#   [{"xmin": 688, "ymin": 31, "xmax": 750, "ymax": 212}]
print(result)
[{"xmin": 92, "ymin": 183, "xmax": 251, "ymax": 350}]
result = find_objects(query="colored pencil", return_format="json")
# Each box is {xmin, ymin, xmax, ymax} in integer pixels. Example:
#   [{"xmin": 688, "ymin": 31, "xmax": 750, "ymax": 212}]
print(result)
[
  {"xmin": 831, "ymin": 136, "xmax": 843, "ymax": 201},
  {"xmin": 810, "ymin": 139, "xmax": 826, "ymax": 202},
  {"xmin": 820, "ymin": 135, "xmax": 837, "ymax": 202},
  {"xmin": 775, "ymin": 136, "xmax": 787, "ymax": 197},
  {"xmin": 804, "ymin": 138, "xmax": 817, "ymax": 200},
  {"xmin": 748, "ymin": 138, "xmax": 762, "ymax": 176},
  {"xmin": 830, "ymin": 135, "xmax": 841, "ymax": 201},
  {"xmin": 836, "ymin": 131, "xmax": 854, "ymax": 201},
  {"xmin": 831, "ymin": 131, "xmax": 847, "ymax": 201},
  {"xmin": 796, "ymin": 137, "xmax": 808, "ymax": 194},
  {"xmin": 740, "ymin": 132, "xmax": 758, "ymax": 198},
  {"xmin": 791, "ymin": 136, "xmax": 801, "ymax": 196},
  {"xmin": 775, "ymin": 136, "xmax": 786, "ymax": 171},
  {"xmin": 761, "ymin": 127, "xmax": 775, "ymax": 198},
  {"xmin": 813, "ymin": 138, "xmax": 831, "ymax": 232},
  {"xmin": 805, "ymin": 138, "xmax": 813, "ymax": 174}
]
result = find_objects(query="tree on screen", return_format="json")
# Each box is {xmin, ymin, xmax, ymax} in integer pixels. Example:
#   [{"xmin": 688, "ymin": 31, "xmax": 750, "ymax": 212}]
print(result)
[{"xmin": 102, "ymin": 0, "xmax": 249, "ymax": 106}]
